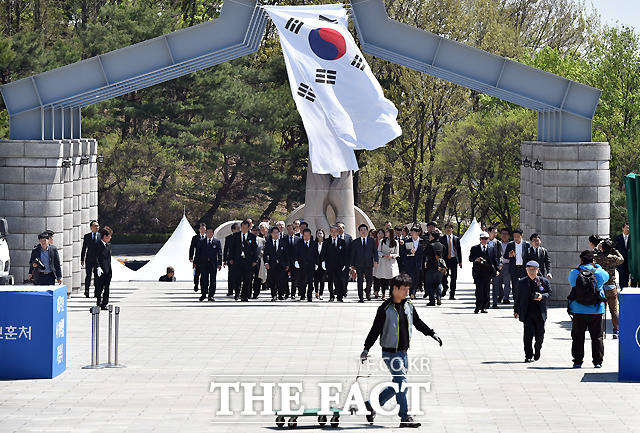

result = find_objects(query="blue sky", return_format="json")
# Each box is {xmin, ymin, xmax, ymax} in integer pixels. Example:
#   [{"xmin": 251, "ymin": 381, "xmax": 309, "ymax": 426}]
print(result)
[{"xmin": 589, "ymin": 0, "xmax": 640, "ymax": 30}]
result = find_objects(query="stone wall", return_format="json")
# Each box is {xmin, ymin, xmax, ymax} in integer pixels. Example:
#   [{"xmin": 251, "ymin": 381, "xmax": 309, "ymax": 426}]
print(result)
[
  {"xmin": 520, "ymin": 141, "xmax": 610, "ymax": 300},
  {"xmin": 0, "ymin": 139, "xmax": 98, "ymax": 294}
]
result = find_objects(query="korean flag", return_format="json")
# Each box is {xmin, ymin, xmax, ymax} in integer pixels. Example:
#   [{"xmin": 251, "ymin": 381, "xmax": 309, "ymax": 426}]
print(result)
[{"xmin": 263, "ymin": 4, "xmax": 402, "ymax": 177}]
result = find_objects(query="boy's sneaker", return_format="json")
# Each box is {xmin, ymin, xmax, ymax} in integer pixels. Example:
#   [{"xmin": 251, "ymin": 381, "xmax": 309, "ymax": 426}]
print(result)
[
  {"xmin": 399, "ymin": 416, "xmax": 421, "ymax": 428},
  {"xmin": 364, "ymin": 401, "xmax": 376, "ymax": 424}
]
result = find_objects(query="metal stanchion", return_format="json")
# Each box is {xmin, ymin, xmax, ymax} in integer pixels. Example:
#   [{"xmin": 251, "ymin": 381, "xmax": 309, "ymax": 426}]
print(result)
[
  {"xmin": 82, "ymin": 306, "xmax": 104, "ymax": 369},
  {"xmin": 106, "ymin": 305, "xmax": 126, "ymax": 368},
  {"xmin": 108, "ymin": 305, "xmax": 113, "ymax": 364}
]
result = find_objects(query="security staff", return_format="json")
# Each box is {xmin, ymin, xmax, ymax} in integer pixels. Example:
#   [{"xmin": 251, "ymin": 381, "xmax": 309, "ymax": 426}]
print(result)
[
  {"xmin": 80, "ymin": 220, "xmax": 100, "ymax": 298},
  {"xmin": 94, "ymin": 226, "xmax": 113, "ymax": 310},
  {"xmin": 264, "ymin": 227, "xmax": 289, "ymax": 301},
  {"xmin": 227, "ymin": 220, "xmax": 258, "ymax": 301},
  {"xmin": 189, "ymin": 222, "xmax": 207, "ymax": 292},
  {"xmin": 194, "ymin": 227, "xmax": 222, "ymax": 301}
]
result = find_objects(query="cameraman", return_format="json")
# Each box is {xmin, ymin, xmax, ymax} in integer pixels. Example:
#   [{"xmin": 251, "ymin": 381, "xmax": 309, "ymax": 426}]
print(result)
[
  {"xmin": 568, "ymin": 250, "xmax": 609, "ymax": 369},
  {"xmin": 360, "ymin": 273, "xmax": 442, "ymax": 428},
  {"xmin": 29, "ymin": 232, "xmax": 62, "ymax": 285}
]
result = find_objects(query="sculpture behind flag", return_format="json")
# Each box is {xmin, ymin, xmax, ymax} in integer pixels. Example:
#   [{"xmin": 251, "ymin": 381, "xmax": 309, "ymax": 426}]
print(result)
[{"xmin": 263, "ymin": 4, "xmax": 402, "ymax": 177}]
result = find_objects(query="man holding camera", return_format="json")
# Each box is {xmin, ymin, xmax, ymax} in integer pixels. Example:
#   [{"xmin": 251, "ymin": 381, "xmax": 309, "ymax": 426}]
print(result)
[{"xmin": 29, "ymin": 232, "xmax": 62, "ymax": 286}]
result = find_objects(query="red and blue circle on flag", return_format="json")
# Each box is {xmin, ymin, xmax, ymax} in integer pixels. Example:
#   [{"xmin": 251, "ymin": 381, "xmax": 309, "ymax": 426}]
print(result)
[{"xmin": 308, "ymin": 28, "xmax": 347, "ymax": 60}]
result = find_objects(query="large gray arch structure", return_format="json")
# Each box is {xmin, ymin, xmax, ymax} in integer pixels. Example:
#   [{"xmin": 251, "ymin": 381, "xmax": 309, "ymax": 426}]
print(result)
[{"xmin": 0, "ymin": 1, "xmax": 610, "ymax": 299}]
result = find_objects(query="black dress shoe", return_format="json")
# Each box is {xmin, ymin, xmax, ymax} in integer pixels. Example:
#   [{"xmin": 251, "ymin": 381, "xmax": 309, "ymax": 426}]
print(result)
[
  {"xmin": 252, "ymin": 294, "xmax": 259, "ymax": 299},
  {"xmin": 364, "ymin": 400, "xmax": 376, "ymax": 424},
  {"xmin": 329, "ymin": 297, "xmax": 334, "ymax": 302},
  {"xmin": 366, "ymin": 296, "xmax": 371, "ymax": 301},
  {"xmin": 502, "ymin": 299, "xmax": 511, "ymax": 304},
  {"xmin": 481, "ymin": 309, "xmax": 488, "ymax": 313},
  {"xmin": 271, "ymin": 297, "xmax": 277, "ymax": 302},
  {"xmin": 194, "ymin": 286, "xmax": 199, "ymax": 292},
  {"xmin": 307, "ymin": 299, "xmax": 312, "ymax": 302},
  {"xmin": 84, "ymin": 289, "xmax": 89, "ymax": 298},
  {"xmin": 199, "ymin": 295, "xmax": 206, "ymax": 302},
  {"xmin": 358, "ymin": 299, "xmax": 364, "ymax": 303},
  {"xmin": 278, "ymin": 296, "xmax": 284, "ymax": 300},
  {"xmin": 534, "ymin": 351, "xmax": 541, "ymax": 361},
  {"xmin": 449, "ymin": 296, "xmax": 456, "ymax": 300},
  {"xmin": 241, "ymin": 298, "xmax": 249, "ymax": 302},
  {"xmin": 491, "ymin": 305, "xmax": 499, "ymax": 309},
  {"xmin": 208, "ymin": 297, "xmax": 215, "ymax": 302},
  {"xmin": 474, "ymin": 309, "xmax": 479, "ymax": 314},
  {"xmin": 525, "ymin": 358, "xmax": 533, "ymax": 363},
  {"xmin": 100, "ymin": 305, "xmax": 108, "ymax": 311},
  {"xmin": 337, "ymin": 299, "xmax": 344, "ymax": 302},
  {"xmin": 234, "ymin": 295, "xmax": 238, "ymax": 301},
  {"xmin": 427, "ymin": 302, "xmax": 436, "ymax": 306},
  {"xmin": 226, "ymin": 292, "xmax": 233, "ymax": 296},
  {"xmin": 399, "ymin": 416, "xmax": 421, "ymax": 428}
]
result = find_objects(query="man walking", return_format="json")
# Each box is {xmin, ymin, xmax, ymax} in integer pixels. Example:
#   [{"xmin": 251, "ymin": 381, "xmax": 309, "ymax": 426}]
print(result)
[
  {"xmin": 350, "ymin": 224, "xmax": 379, "ymax": 302},
  {"xmin": 360, "ymin": 273, "xmax": 442, "ymax": 428},
  {"xmin": 503, "ymin": 228, "xmax": 531, "ymax": 305},
  {"xmin": 337, "ymin": 221, "xmax": 353, "ymax": 296},
  {"xmin": 514, "ymin": 261, "xmax": 552, "ymax": 362},
  {"xmin": 469, "ymin": 232, "xmax": 497, "ymax": 314},
  {"xmin": 189, "ymin": 222, "xmax": 207, "ymax": 292},
  {"xmin": 440, "ymin": 223, "xmax": 462, "ymax": 300},
  {"xmin": 94, "ymin": 226, "xmax": 113, "ymax": 310},
  {"xmin": 223, "ymin": 223, "xmax": 239, "ymax": 296},
  {"xmin": 492, "ymin": 228, "xmax": 511, "ymax": 308},
  {"xmin": 322, "ymin": 225, "xmax": 347, "ymax": 302},
  {"xmin": 529, "ymin": 233, "xmax": 552, "ymax": 279},
  {"xmin": 264, "ymin": 227, "xmax": 289, "ymax": 301},
  {"xmin": 194, "ymin": 227, "xmax": 222, "ymax": 301},
  {"xmin": 80, "ymin": 220, "xmax": 100, "ymax": 298},
  {"xmin": 568, "ymin": 250, "xmax": 609, "ymax": 368},
  {"xmin": 293, "ymin": 229, "xmax": 318, "ymax": 302},
  {"xmin": 614, "ymin": 222, "xmax": 633, "ymax": 288},
  {"xmin": 228, "ymin": 220, "xmax": 258, "ymax": 301}
]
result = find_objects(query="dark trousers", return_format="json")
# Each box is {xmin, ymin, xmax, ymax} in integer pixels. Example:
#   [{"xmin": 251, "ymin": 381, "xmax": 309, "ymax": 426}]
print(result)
[
  {"xmin": 380, "ymin": 278, "xmax": 390, "ymax": 297},
  {"xmin": 441, "ymin": 258, "xmax": 459, "ymax": 298},
  {"xmin": 314, "ymin": 269, "xmax": 326, "ymax": 295},
  {"xmin": 617, "ymin": 266, "xmax": 638, "ymax": 288},
  {"xmin": 425, "ymin": 269, "xmax": 442, "ymax": 304},
  {"xmin": 37, "ymin": 272, "xmax": 55, "ymax": 286},
  {"xmin": 342, "ymin": 267, "xmax": 351, "ymax": 296},
  {"xmin": 474, "ymin": 279, "xmax": 491, "ymax": 311},
  {"xmin": 296, "ymin": 267, "xmax": 314, "ymax": 300},
  {"xmin": 200, "ymin": 263, "xmax": 217, "ymax": 298},
  {"xmin": 95, "ymin": 272, "xmax": 112, "ymax": 308},
  {"xmin": 252, "ymin": 259, "xmax": 262, "ymax": 298},
  {"xmin": 193, "ymin": 263, "xmax": 201, "ymax": 290},
  {"xmin": 373, "ymin": 277, "xmax": 382, "ymax": 296},
  {"xmin": 355, "ymin": 266, "xmax": 373, "ymax": 301},
  {"xmin": 267, "ymin": 266, "xmax": 288, "ymax": 298},
  {"xmin": 235, "ymin": 262, "xmax": 254, "ymax": 300},
  {"xmin": 523, "ymin": 310, "xmax": 545, "ymax": 359},
  {"xmin": 327, "ymin": 267, "xmax": 344, "ymax": 300},
  {"xmin": 571, "ymin": 313, "xmax": 604, "ymax": 365},
  {"xmin": 226, "ymin": 263, "xmax": 236, "ymax": 295},
  {"xmin": 84, "ymin": 261, "xmax": 97, "ymax": 293},
  {"xmin": 406, "ymin": 266, "xmax": 421, "ymax": 296},
  {"xmin": 287, "ymin": 267, "xmax": 297, "ymax": 297},
  {"xmin": 510, "ymin": 265, "xmax": 526, "ymax": 304}
]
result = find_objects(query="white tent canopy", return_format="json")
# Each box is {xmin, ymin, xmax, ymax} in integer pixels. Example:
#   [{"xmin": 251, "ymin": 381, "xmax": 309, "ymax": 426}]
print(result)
[
  {"xmin": 111, "ymin": 214, "xmax": 197, "ymax": 282},
  {"xmin": 458, "ymin": 218, "xmax": 483, "ymax": 284}
]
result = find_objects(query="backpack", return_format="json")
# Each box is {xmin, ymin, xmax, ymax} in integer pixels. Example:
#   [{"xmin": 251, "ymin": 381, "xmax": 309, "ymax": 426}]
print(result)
[{"xmin": 568, "ymin": 267, "xmax": 606, "ymax": 306}]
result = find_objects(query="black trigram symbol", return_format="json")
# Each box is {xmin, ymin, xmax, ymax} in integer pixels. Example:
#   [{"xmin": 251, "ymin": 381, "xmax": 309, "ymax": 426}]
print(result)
[
  {"xmin": 315, "ymin": 69, "xmax": 337, "ymax": 85},
  {"xmin": 351, "ymin": 54, "xmax": 365, "ymax": 71},
  {"xmin": 319, "ymin": 15, "xmax": 338, "ymax": 23},
  {"xmin": 297, "ymin": 83, "xmax": 316, "ymax": 102},
  {"xmin": 285, "ymin": 17, "xmax": 304, "ymax": 34}
]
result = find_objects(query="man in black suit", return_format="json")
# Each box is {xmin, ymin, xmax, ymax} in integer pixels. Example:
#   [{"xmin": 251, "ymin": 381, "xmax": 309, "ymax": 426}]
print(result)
[
  {"xmin": 264, "ymin": 227, "xmax": 289, "ymax": 301},
  {"xmin": 189, "ymin": 222, "xmax": 207, "ymax": 293},
  {"xmin": 322, "ymin": 225, "xmax": 347, "ymax": 302},
  {"xmin": 469, "ymin": 232, "xmax": 498, "ymax": 314},
  {"xmin": 614, "ymin": 222, "xmax": 633, "ymax": 288},
  {"xmin": 223, "ymin": 223, "xmax": 239, "ymax": 296},
  {"xmin": 80, "ymin": 220, "xmax": 100, "ymax": 298},
  {"xmin": 336, "ymin": 221, "xmax": 353, "ymax": 297},
  {"xmin": 284, "ymin": 223, "xmax": 301, "ymax": 299},
  {"xmin": 440, "ymin": 223, "xmax": 462, "ymax": 300},
  {"xmin": 29, "ymin": 232, "xmax": 63, "ymax": 286},
  {"xmin": 227, "ymin": 220, "xmax": 258, "ymax": 301},
  {"xmin": 293, "ymin": 229, "xmax": 319, "ymax": 302},
  {"xmin": 529, "ymin": 233, "xmax": 552, "ymax": 279},
  {"xmin": 503, "ymin": 228, "xmax": 532, "ymax": 305},
  {"xmin": 424, "ymin": 230, "xmax": 444, "ymax": 306},
  {"xmin": 350, "ymin": 224, "xmax": 379, "ymax": 303},
  {"xmin": 94, "ymin": 226, "xmax": 113, "ymax": 310},
  {"xmin": 514, "ymin": 261, "xmax": 552, "ymax": 362},
  {"xmin": 403, "ymin": 227, "xmax": 426, "ymax": 298},
  {"xmin": 194, "ymin": 227, "xmax": 222, "ymax": 301}
]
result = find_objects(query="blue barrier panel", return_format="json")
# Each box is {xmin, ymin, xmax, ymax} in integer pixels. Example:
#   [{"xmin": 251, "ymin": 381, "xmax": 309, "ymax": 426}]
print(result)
[
  {"xmin": 0, "ymin": 285, "xmax": 67, "ymax": 379},
  {"xmin": 619, "ymin": 287, "xmax": 640, "ymax": 382}
]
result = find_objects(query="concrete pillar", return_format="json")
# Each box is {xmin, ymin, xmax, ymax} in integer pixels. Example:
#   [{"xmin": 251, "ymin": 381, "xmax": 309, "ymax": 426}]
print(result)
[
  {"xmin": 520, "ymin": 141, "xmax": 610, "ymax": 301},
  {"xmin": 71, "ymin": 140, "xmax": 82, "ymax": 292},
  {"xmin": 0, "ymin": 140, "xmax": 65, "ymax": 285},
  {"xmin": 88, "ymin": 139, "xmax": 98, "ymax": 221},
  {"xmin": 62, "ymin": 140, "xmax": 74, "ymax": 295}
]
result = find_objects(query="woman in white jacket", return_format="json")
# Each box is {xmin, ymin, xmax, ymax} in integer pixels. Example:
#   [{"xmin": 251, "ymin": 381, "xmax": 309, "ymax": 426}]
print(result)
[{"xmin": 375, "ymin": 228, "xmax": 400, "ymax": 299}]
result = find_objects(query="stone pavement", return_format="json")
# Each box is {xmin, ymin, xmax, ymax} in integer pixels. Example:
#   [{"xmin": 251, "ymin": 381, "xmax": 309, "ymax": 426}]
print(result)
[{"xmin": 1, "ymin": 278, "xmax": 639, "ymax": 433}]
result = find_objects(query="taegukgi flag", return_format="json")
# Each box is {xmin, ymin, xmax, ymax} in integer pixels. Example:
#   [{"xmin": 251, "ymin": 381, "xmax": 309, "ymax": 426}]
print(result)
[{"xmin": 263, "ymin": 4, "xmax": 402, "ymax": 177}]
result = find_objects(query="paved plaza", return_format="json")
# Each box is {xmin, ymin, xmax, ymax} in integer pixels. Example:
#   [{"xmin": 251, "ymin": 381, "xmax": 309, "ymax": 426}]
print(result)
[{"xmin": 1, "ymin": 277, "xmax": 639, "ymax": 433}]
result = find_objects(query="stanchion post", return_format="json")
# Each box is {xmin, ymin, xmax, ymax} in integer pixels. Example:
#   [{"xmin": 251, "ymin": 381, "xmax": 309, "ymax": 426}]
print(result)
[
  {"xmin": 82, "ymin": 306, "xmax": 104, "ymax": 369},
  {"xmin": 108, "ymin": 305, "xmax": 113, "ymax": 364},
  {"xmin": 106, "ymin": 305, "xmax": 126, "ymax": 368}
]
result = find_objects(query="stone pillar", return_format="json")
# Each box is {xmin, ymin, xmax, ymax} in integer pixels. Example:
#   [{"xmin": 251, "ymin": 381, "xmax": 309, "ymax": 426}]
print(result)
[
  {"xmin": 520, "ymin": 141, "xmax": 610, "ymax": 301},
  {"xmin": 71, "ymin": 140, "xmax": 82, "ymax": 292},
  {"xmin": 62, "ymin": 140, "xmax": 74, "ymax": 295},
  {"xmin": 88, "ymin": 139, "xmax": 98, "ymax": 221},
  {"xmin": 0, "ymin": 140, "xmax": 65, "ymax": 285}
]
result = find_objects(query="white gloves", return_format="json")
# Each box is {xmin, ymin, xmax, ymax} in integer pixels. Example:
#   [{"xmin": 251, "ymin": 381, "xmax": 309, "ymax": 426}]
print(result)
[
  {"xmin": 322, "ymin": 261, "xmax": 326, "ymax": 270},
  {"xmin": 96, "ymin": 267, "xmax": 103, "ymax": 277},
  {"xmin": 315, "ymin": 264, "xmax": 318, "ymax": 270},
  {"xmin": 294, "ymin": 261, "xmax": 300, "ymax": 269}
]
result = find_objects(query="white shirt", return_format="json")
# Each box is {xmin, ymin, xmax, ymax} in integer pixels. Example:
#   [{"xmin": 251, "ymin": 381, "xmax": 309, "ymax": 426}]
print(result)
[
  {"xmin": 447, "ymin": 234, "xmax": 457, "ymax": 258},
  {"xmin": 624, "ymin": 234, "xmax": 629, "ymax": 248},
  {"xmin": 317, "ymin": 242, "xmax": 323, "ymax": 254},
  {"xmin": 500, "ymin": 241, "xmax": 510, "ymax": 263},
  {"xmin": 360, "ymin": 237, "xmax": 367, "ymax": 246},
  {"xmin": 274, "ymin": 239, "xmax": 279, "ymax": 250},
  {"xmin": 515, "ymin": 241, "xmax": 523, "ymax": 266}
]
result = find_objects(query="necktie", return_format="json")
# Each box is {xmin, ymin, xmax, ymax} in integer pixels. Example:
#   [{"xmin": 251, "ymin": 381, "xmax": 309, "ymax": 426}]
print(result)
[
  {"xmin": 448, "ymin": 236, "xmax": 452, "ymax": 259},
  {"xmin": 482, "ymin": 245, "xmax": 486, "ymax": 253},
  {"xmin": 275, "ymin": 240, "xmax": 278, "ymax": 250},
  {"xmin": 306, "ymin": 241, "xmax": 309, "ymax": 247},
  {"xmin": 362, "ymin": 238, "xmax": 365, "ymax": 247},
  {"xmin": 243, "ymin": 234, "xmax": 246, "ymax": 243}
]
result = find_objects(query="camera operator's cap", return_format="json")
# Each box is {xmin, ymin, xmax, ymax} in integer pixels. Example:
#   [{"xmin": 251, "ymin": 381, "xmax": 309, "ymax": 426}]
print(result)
[
  {"xmin": 479, "ymin": 231, "xmax": 489, "ymax": 238},
  {"xmin": 526, "ymin": 260, "xmax": 540, "ymax": 268}
]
